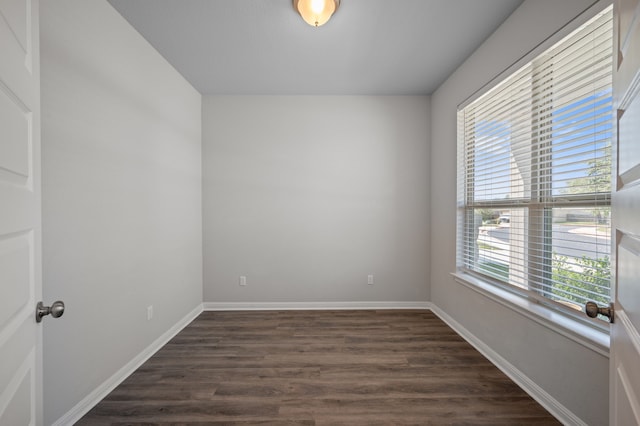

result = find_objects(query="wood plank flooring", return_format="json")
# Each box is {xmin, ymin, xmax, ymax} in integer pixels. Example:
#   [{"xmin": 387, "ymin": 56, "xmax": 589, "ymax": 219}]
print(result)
[{"xmin": 78, "ymin": 310, "xmax": 561, "ymax": 425}]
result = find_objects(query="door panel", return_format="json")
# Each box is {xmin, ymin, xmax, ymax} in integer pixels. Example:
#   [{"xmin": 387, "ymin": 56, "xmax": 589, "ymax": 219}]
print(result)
[
  {"xmin": 618, "ymin": 0, "xmax": 639, "ymax": 58},
  {"xmin": 612, "ymin": 0, "xmax": 640, "ymax": 424},
  {"xmin": 611, "ymin": 233, "xmax": 640, "ymax": 424},
  {"xmin": 0, "ymin": 0, "xmax": 28, "ymax": 52},
  {"xmin": 0, "ymin": 233, "xmax": 32, "ymax": 330},
  {"xmin": 617, "ymin": 234, "xmax": 640, "ymax": 325},
  {"xmin": 613, "ymin": 363, "xmax": 640, "ymax": 426},
  {"xmin": 0, "ymin": 87, "xmax": 30, "ymax": 179},
  {"xmin": 0, "ymin": 0, "xmax": 41, "ymax": 424},
  {"xmin": 0, "ymin": 367, "xmax": 34, "ymax": 426},
  {"xmin": 618, "ymin": 86, "xmax": 640, "ymax": 183},
  {"xmin": 0, "ymin": 0, "xmax": 34, "ymax": 100},
  {"xmin": 0, "ymin": 321, "xmax": 34, "ymax": 425}
]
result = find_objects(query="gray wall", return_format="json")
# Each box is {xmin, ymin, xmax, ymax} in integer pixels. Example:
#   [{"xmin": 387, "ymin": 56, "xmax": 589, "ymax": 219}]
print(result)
[
  {"xmin": 202, "ymin": 96, "xmax": 430, "ymax": 304},
  {"xmin": 40, "ymin": 0, "xmax": 202, "ymax": 423},
  {"xmin": 37, "ymin": 0, "xmax": 612, "ymax": 423},
  {"xmin": 430, "ymin": 0, "xmax": 610, "ymax": 424}
]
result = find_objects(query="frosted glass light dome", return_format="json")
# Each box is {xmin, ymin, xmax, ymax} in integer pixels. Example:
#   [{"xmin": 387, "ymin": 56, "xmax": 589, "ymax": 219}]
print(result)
[{"xmin": 293, "ymin": 0, "xmax": 340, "ymax": 27}]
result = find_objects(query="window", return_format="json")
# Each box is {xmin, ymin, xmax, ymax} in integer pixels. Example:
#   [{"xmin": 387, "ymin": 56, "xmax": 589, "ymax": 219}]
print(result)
[{"xmin": 457, "ymin": 7, "xmax": 613, "ymax": 322}]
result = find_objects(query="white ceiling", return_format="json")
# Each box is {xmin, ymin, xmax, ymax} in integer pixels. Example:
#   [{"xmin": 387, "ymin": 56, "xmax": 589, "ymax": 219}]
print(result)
[{"xmin": 107, "ymin": 0, "xmax": 524, "ymax": 95}]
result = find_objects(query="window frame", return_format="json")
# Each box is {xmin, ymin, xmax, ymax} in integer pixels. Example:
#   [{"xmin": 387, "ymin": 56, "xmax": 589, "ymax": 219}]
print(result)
[{"xmin": 455, "ymin": 4, "xmax": 613, "ymax": 339}]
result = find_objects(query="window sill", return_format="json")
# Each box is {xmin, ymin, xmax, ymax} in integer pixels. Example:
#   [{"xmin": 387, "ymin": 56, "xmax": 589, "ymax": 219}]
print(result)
[{"xmin": 451, "ymin": 272, "xmax": 610, "ymax": 358}]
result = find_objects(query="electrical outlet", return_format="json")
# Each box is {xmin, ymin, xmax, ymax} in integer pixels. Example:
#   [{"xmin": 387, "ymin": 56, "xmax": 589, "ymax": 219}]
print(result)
[
  {"xmin": 239, "ymin": 275, "xmax": 247, "ymax": 286},
  {"xmin": 147, "ymin": 305, "xmax": 153, "ymax": 320},
  {"xmin": 368, "ymin": 274, "xmax": 374, "ymax": 285}
]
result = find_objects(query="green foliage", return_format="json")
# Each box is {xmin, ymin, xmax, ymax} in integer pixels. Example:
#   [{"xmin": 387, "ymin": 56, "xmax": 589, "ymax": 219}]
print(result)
[
  {"xmin": 551, "ymin": 254, "xmax": 610, "ymax": 307},
  {"xmin": 477, "ymin": 209, "xmax": 498, "ymax": 223},
  {"xmin": 561, "ymin": 148, "xmax": 611, "ymax": 195},
  {"xmin": 477, "ymin": 261, "xmax": 509, "ymax": 280},
  {"xmin": 473, "ymin": 254, "xmax": 610, "ymax": 315}
]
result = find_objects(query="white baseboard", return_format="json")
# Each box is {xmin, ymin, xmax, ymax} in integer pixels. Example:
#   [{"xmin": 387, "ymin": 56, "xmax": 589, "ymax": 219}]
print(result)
[
  {"xmin": 203, "ymin": 301, "xmax": 432, "ymax": 311},
  {"xmin": 52, "ymin": 303, "xmax": 204, "ymax": 426},
  {"xmin": 430, "ymin": 304, "xmax": 586, "ymax": 426}
]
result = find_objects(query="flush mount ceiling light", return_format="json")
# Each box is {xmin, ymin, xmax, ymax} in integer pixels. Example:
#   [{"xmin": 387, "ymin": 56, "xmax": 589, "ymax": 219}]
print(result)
[{"xmin": 293, "ymin": 0, "xmax": 340, "ymax": 27}]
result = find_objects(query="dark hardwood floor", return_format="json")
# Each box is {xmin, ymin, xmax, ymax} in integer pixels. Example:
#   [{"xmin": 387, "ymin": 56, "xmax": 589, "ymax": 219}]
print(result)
[{"xmin": 78, "ymin": 310, "xmax": 561, "ymax": 425}]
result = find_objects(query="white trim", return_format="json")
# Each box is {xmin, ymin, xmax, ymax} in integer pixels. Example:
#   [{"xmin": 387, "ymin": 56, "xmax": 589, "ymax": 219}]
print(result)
[
  {"xmin": 452, "ymin": 272, "xmax": 610, "ymax": 357},
  {"xmin": 51, "ymin": 303, "xmax": 203, "ymax": 426},
  {"xmin": 430, "ymin": 304, "xmax": 588, "ymax": 426},
  {"xmin": 203, "ymin": 301, "xmax": 432, "ymax": 311}
]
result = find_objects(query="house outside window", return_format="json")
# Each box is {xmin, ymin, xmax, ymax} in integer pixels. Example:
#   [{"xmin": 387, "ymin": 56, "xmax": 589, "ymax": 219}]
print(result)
[{"xmin": 457, "ymin": 7, "xmax": 613, "ymax": 323}]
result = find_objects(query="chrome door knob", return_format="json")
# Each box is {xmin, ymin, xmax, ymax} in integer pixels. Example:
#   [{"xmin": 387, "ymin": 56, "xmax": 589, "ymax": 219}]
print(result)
[{"xmin": 36, "ymin": 301, "xmax": 65, "ymax": 323}]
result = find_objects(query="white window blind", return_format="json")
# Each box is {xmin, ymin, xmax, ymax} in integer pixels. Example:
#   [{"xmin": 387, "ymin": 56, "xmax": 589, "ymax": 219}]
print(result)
[{"xmin": 457, "ymin": 7, "xmax": 612, "ymax": 320}]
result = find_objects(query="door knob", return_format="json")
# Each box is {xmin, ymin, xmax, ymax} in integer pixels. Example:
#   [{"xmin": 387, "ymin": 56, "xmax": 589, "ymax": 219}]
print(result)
[
  {"xmin": 585, "ymin": 301, "xmax": 614, "ymax": 323},
  {"xmin": 36, "ymin": 301, "xmax": 65, "ymax": 323}
]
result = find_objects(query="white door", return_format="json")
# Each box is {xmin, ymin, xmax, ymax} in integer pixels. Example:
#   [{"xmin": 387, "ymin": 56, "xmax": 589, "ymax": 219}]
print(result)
[
  {"xmin": 610, "ymin": 0, "xmax": 640, "ymax": 424},
  {"xmin": 0, "ymin": 0, "xmax": 42, "ymax": 425}
]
